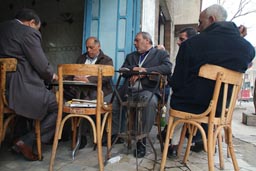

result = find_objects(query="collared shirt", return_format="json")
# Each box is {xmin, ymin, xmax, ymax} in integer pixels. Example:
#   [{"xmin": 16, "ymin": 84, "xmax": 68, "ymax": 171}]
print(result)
[
  {"xmin": 139, "ymin": 47, "xmax": 153, "ymax": 67},
  {"xmin": 85, "ymin": 55, "xmax": 98, "ymax": 64}
]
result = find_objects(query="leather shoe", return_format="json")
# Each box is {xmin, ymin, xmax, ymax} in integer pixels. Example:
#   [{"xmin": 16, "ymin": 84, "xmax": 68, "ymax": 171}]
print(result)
[
  {"xmin": 13, "ymin": 140, "xmax": 39, "ymax": 161},
  {"xmin": 133, "ymin": 140, "xmax": 146, "ymax": 158},
  {"xmin": 167, "ymin": 145, "xmax": 178, "ymax": 158}
]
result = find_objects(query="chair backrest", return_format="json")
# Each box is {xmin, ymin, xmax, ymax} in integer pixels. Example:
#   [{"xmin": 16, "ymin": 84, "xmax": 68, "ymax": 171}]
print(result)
[
  {"xmin": 57, "ymin": 64, "xmax": 114, "ymax": 108},
  {"xmin": 199, "ymin": 64, "xmax": 243, "ymax": 123},
  {"xmin": 0, "ymin": 58, "xmax": 17, "ymax": 106}
]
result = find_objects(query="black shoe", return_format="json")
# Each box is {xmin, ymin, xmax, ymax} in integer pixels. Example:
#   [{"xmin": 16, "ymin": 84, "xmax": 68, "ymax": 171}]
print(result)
[
  {"xmin": 167, "ymin": 145, "xmax": 178, "ymax": 158},
  {"xmin": 191, "ymin": 141, "xmax": 204, "ymax": 152},
  {"xmin": 133, "ymin": 139, "xmax": 146, "ymax": 158},
  {"xmin": 79, "ymin": 136, "xmax": 87, "ymax": 149}
]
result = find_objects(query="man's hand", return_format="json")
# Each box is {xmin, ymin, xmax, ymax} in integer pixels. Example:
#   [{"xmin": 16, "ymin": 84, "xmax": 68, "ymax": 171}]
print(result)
[
  {"xmin": 239, "ymin": 25, "xmax": 247, "ymax": 37},
  {"xmin": 52, "ymin": 73, "xmax": 58, "ymax": 81},
  {"xmin": 133, "ymin": 67, "xmax": 147, "ymax": 72},
  {"xmin": 129, "ymin": 67, "xmax": 147, "ymax": 85},
  {"xmin": 73, "ymin": 76, "xmax": 89, "ymax": 83},
  {"xmin": 130, "ymin": 75, "xmax": 139, "ymax": 86}
]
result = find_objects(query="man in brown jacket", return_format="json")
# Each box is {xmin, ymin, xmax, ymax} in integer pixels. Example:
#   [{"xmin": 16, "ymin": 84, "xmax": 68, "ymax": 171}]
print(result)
[{"xmin": 64, "ymin": 37, "xmax": 115, "ymax": 148}]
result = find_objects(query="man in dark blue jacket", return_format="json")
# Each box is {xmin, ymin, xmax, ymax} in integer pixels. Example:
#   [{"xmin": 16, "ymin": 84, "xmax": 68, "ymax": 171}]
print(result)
[
  {"xmin": 170, "ymin": 4, "xmax": 255, "ymax": 114},
  {"xmin": 168, "ymin": 4, "xmax": 255, "ymax": 157}
]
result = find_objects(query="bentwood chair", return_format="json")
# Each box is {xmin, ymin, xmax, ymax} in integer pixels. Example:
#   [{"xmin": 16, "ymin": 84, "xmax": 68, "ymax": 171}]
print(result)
[
  {"xmin": 49, "ymin": 64, "xmax": 114, "ymax": 171},
  {"xmin": 160, "ymin": 64, "xmax": 243, "ymax": 171},
  {"xmin": 0, "ymin": 58, "xmax": 42, "ymax": 160}
]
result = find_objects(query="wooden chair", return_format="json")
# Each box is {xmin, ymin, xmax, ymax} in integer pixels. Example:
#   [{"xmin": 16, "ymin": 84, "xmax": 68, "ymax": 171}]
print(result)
[
  {"xmin": 49, "ymin": 64, "xmax": 114, "ymax": 171},
  {"xmin": 0, "ymin": 58, "xmax": 42, "ymax": 160},
  {"xmin": 160, "ymin": 64, "xmax": 243, "ymax": 171}
]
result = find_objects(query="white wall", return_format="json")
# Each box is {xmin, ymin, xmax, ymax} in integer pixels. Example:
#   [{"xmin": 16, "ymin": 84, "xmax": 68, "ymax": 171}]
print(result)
[{"xmin": 141, "ymin": 0, "xmax": 158, "ymax": 45}]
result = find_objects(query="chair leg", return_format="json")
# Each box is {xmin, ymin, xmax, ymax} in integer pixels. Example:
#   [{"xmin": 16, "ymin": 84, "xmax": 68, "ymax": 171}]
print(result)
[
  {"xmin": 49, "ymin": 115, "xmax": 63, "ymax": 171},
  {"xmin": 160, "ymin": 117, "xmax": 174, "ymax": 171},
  {"xmin": 2, "ymin": 114, "xmax": 15, "ymax": 143},
  {"xmin": 207, "ymin": 124, "xmax": 215, "ymax": 171},
  {"xmin": 217, "ymin": 131, "xmax": 224, "ymax": 169},
  {"xmin": 71, "ymin": 118, "xmax": 78, "ymax": 149},
  {"xmin": 224, "ymin": 128, "xmax": 230, "ymax": 158},
  {"xmin": 96, "ymin": 121, "xmax": 103, "ymax": 171},
  {"xmin": 226, "ymin": 128, "xmax": 239, "ymax": 171},
  {"xmin": 177, "ymin": 124, "xmax": 187, "ymax": 157},
  {"xmin": 182, "ymin": 126, "xmax": 193, "ymax": 164},
  {"xmin": 106, "ymin": 112, "xmax": 112, "ymax": 159},
  {"xmin": 35, "ymin": 120, "xmax": 42, "ymax": 160},
  {"xmin": 156, "ymin": 108, "xmax": 164, "ymax": 151}
]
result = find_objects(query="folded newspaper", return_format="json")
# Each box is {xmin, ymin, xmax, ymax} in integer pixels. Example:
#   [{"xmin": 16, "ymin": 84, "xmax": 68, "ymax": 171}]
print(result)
[{"xmin": 65, "ymin": 99, "xmax": 106, "ymax": 108}]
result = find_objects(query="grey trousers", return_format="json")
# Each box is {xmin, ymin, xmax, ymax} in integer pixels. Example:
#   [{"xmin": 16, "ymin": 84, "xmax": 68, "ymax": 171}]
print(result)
[
  {"xmin": 112, "ymin": 90, "xmax": 158, "ymax": 135},
  {"xmin": 20, "ymin": 91, "xmax": 58, "ymax": 146}
]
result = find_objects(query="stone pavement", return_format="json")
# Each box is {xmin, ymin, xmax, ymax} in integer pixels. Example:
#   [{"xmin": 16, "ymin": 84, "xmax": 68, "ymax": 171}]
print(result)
[{"xmin": 0, "ymin": 102, "xmax": 256, "ymax": 171}]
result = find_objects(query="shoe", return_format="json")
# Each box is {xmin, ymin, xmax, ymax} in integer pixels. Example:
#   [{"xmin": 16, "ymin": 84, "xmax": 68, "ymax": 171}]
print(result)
[
  {"xmin": 79, "ymin": 136, "xmax": 87, "ymax": 149},
  {"xmin": 167, "ymin": 145, "xmax": 178, "ymax": 158},
  {"xmin": 133, "ymin": 139, "xmax": 146, "ymax": 158},
  {"xmin": 12, "ymin": 140, "xmax": 39, "ymax": 161},
  {"xmin": 102, "ymin": 134, "xmax": 124, "ymax": 146},
  {"xmin": 191, "ymin": 141, "xmax": 204, "ymax": 152}
]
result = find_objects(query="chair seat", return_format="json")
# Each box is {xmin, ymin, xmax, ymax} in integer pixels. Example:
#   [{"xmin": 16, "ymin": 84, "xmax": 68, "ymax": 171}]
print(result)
[{"xmin": 170, "ymin": 108, "xmax": 225, "ymax": 125}]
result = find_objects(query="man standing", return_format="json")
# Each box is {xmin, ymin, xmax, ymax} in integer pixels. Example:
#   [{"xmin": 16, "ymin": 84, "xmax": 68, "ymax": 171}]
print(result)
[
  {"xmin": 117, "ymin": 31, "xmax": 172, "ymax": 158},
  {"xmin": 168, "ymin": 4, "xmax": 255, "ymax": 157},
  {"xmin": 0, "ymin": 8, "xmax": 58, "ymax": 161}
]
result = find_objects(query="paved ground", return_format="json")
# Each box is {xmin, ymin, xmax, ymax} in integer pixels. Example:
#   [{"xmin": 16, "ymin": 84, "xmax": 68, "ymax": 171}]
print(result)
[{"xmin": 0, "ymin": 101, "xmax": 256, "ymax": 171}]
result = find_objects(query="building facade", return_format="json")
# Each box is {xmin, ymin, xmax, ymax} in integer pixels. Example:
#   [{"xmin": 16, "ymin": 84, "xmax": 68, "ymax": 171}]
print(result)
[{"xmin": 0, "ymin": 0, "xmax": 202, "ymax": 79}]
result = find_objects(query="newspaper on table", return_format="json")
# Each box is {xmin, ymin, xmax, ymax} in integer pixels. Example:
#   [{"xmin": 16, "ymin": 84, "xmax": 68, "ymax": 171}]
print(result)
[{"xmin": 65, "ymin": 99, "xmax": 106, "ymax": 108}]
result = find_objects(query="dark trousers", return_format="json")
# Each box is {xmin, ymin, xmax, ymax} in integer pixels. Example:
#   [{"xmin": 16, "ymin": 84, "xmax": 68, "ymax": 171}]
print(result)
[{"xmin": 20, "ymin": 91, "xmax": 58, "ymax": 146}]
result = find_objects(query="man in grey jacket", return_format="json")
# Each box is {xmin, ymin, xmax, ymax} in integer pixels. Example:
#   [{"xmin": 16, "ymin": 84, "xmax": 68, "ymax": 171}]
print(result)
[
  {"xmin": 0, "ymin": 8, "xmax": 58, "ymax": 161},
  {"xmin": 114, "ymin": 31, "xmax": 172, "ymax": 158}
]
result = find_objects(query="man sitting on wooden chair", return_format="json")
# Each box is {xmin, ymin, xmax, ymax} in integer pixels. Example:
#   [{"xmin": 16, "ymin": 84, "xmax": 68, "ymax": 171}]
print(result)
[
  {"xmin": 167, "ymin": 4, "xmax": 255, "ymax": 158},
  {"xmin": 112, "ymin": 31, "xmax": 172, "ymax": 158},
  {"xmin": 63, "ymin": 37, "xmax": 117, "ymax": 148},
  {"xmin": 0, "ymin": 8, "xmax": 58, "ymax": 161}
]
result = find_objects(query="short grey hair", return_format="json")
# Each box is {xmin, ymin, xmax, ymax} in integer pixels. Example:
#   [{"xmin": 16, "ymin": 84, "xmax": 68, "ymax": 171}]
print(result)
[
  {"xmin": 137, "ymin": 32, "xmax": 153, "ymax": 45},
  {"xmin": 86, "ymin": 36, "xmax": 101, "ymax": 46},
  {"xmin": 204, "ymin": 4, "xmax": 227, "ymax": 21}
]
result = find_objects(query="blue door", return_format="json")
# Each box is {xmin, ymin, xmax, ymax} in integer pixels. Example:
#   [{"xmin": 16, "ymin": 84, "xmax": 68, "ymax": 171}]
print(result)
[{"xmin": 83, "ymin": 0, "xmax": 141, "ymax": 80}]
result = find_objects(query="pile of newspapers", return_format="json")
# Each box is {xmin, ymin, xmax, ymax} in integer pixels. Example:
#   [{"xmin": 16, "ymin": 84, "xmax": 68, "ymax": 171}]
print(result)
[{"xmin": 65, "ymin": 99, "xmax": 99, "ymax": 108}]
